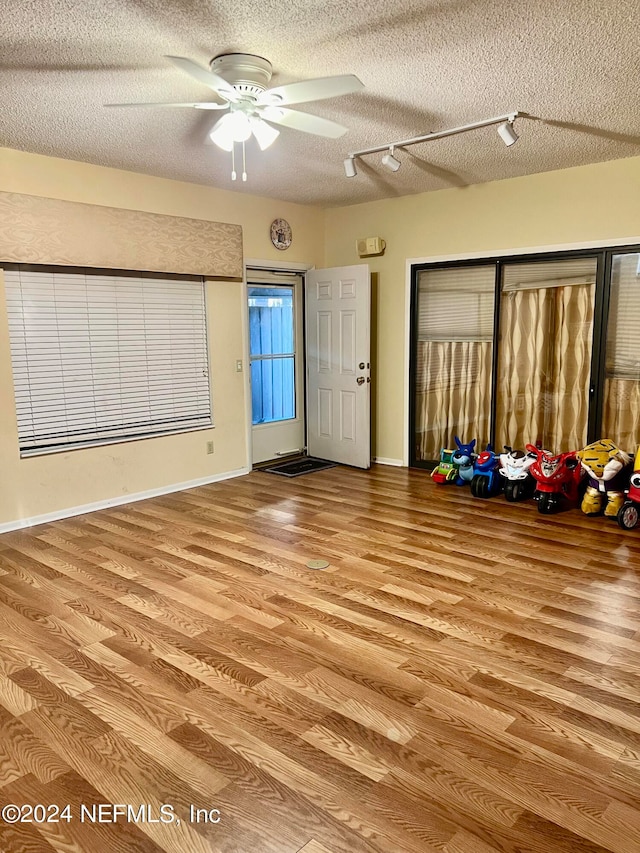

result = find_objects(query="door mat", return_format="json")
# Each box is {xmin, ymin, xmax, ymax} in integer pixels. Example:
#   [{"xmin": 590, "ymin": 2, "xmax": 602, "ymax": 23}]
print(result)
[{"xmin": 262, "ymin": 457, "xmax": 337, "ymax": 477}]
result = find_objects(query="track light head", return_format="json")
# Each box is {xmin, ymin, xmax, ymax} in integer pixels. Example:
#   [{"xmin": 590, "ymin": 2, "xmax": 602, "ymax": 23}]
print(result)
[
  {"xmin": 381, "ymin": 147, "xmax": 401, "ymax": 172},
  {"xmin": 497, "ymin": 120, "xmax": 519, "ymax": 147},
  {"xmin": 343, "ymin": 157, "xmax": 357, "ymax": 178}
]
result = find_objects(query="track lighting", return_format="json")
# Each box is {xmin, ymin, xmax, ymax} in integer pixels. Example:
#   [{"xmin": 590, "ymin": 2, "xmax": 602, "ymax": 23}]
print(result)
[
  {"xmin": 497, "ymin": 119, "xmax": 519, "ymax": 146},
  {"xmin": 344, "ymin": 111, "xmax": 522, "ymax": 178},
  {"xmin": 343, "ymin": 157, "xmax": 357, "ymax": 178},
  {"xmin": 381, "ymin": 147, "xmax": 401, "ymax": 172}
]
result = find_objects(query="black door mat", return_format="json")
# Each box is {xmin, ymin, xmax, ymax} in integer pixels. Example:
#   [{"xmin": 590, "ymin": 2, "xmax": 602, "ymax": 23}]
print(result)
[{"xmin": 262, "ymin": 457, "xmax": 337, "ymax": 477}]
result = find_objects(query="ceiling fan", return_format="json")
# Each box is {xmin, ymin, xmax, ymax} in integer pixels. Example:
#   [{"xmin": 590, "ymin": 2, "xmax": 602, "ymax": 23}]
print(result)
[{"xmin": 106, "ymin": 53, "xmax": 364, "ymax": 172}]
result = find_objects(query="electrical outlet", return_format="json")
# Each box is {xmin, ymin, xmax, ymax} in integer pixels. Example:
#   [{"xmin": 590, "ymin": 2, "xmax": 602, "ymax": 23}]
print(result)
[
  {"xmin": 236, "ymin": 359, "xmax": 243, "ymax": 372},
  {"xmin": 206, "ymin": 440, "xmax": 214, "ymax": 455}
]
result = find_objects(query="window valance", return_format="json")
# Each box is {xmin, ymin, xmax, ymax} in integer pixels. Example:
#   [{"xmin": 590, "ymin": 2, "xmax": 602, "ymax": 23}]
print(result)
[{"xmin": 0, "ymin": 191, "xmax": 243, "ymax": 279}]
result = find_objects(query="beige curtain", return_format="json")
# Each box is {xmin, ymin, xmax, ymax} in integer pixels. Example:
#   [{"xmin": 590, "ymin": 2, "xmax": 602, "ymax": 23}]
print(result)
[
  {"xmin": 496, "ymin": 283, "xmax": 594, "ymax": 450},
  {"xmin": 602, "ymin": 378, "xmax": 640, "ymax": 451},
  {"xmin": 415, "ymin": 340, "xmax": 493, "ymax": 460}
]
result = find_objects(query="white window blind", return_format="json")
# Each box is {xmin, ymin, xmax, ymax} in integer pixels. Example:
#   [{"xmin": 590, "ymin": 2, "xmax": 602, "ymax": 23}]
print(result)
[
  {"xmin": 417, "ymin": 265, "xmax": 496, "ymax": 341},
  {"xmin": 606, "ymin": 252, "xmax": 640, "ymax": 379},
  {"xmin": 502, "ymin": 257, "xmax": 598, "ymax": 292},
  {"xmin": 4, "ymin": 267, "xmax": 212, "ymax": 456}
]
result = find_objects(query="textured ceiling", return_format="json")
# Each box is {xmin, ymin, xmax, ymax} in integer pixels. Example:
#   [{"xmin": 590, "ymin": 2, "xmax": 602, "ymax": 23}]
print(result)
[{"xmin": 2, "ymin": 0, "xmax": 640, "ymax": 208}]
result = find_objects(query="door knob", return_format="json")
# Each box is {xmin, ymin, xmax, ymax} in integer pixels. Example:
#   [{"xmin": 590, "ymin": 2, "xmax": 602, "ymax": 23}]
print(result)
[{"xmin": 357, "ymin": 376, "xmax": 365, "ymax": 385}]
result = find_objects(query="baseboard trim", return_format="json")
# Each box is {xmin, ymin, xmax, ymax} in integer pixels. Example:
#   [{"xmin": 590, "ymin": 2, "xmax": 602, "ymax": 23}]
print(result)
[
  {"xmin": 373, "ymin": 457, "xmax": 404, "ymax": 467},
  {"xmin": 0, "ymin": 466, "xmax": 251, "ymax": 534}
]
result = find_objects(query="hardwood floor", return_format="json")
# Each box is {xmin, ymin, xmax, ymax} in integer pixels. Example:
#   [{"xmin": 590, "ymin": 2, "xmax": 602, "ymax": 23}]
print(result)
[{"xmin": 0, "ymin": 463, "xmax": 640, "ymax": 852}]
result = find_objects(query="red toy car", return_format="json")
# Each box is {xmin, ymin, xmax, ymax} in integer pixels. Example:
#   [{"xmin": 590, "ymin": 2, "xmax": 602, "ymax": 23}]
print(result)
[
  {"xmin": 618, "ymin": 447, "xmax": 640, "ymax": 530},
  {"xmin": 526, "ymin": 444, "xmax": 583, "ymax": 514}
]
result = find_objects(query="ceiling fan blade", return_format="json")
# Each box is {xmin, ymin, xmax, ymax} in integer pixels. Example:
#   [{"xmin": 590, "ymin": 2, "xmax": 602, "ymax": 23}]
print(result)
[
  {"xmin": 258, "ymin": 106, "xmax": 348, "ymax": 138},
  {"xmin": 164, "ymin": 55, "xmax": 239, "ymax": 102},
  {"xmin": 257, "ymin": 74, "xmax": 364, "ymax": 107},
  {"xmin": 104, "ymin": 101, "xmax": 228, "ymax": 109}
]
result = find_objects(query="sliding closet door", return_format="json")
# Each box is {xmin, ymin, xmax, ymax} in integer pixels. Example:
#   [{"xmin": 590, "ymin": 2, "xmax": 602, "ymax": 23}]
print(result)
[
  {"xmin": 413, "ymin": 265, "xmax": 495, "ymax": 462},
  {"xmin": 602, "ymin": 251, "xmax": 640, "ymax": 450},
  {"xmin": 496, "ymin": 257, "xmax": 597, "ymax": 451}
]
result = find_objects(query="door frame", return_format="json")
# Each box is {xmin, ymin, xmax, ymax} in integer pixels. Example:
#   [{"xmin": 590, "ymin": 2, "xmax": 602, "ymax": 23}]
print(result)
[
  {"xmin": 243, "ymin": 259, "xmax": 314, "ymax": 467},
  {"xmin": 405, "ymin": 237, "xmax": 640, "ymax": 468}
]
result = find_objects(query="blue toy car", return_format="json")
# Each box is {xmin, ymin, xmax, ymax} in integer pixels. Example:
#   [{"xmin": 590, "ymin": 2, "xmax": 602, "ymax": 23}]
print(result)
[{"xmin": 470, "ymin": 444, "xmax": 502, "ymax": 498}]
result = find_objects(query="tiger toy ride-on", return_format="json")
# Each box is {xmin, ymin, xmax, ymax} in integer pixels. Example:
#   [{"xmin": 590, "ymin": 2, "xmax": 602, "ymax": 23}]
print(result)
[{"xmin": 575, "ymin": 439, "xmax": 633, "ymax": 518}]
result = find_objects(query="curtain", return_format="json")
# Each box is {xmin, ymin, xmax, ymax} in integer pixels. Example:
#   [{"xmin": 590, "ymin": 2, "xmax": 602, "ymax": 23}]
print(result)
[
  {"xmin": 602, "ymin": 379, "xmax": 640, "ymax": 452},
  {"xmin": 496, "ymin": 283, "xmax": 594, "ymax": 451},
  {"xmin": 415, "ymin": 340, "xmax": 493, "ymax": 461}
]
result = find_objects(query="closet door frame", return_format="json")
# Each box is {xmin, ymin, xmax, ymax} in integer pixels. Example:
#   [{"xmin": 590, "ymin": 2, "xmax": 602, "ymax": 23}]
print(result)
[
  {"xmin": 409, "ymin": 257, "xmax": 500, "ymax": 469},
  {"xmin": 409, "ymin": 244, "xmax": 640, "ymax": 468}
]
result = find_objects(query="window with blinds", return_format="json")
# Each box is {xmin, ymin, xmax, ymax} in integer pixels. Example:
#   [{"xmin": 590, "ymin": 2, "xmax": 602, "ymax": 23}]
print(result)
[
  {"xmin": 417, "ymin": 265, "xmax": 496, "ymax": 341},
  {"xmin": 606, "ymin": 252, "xmax": 640, "ymax": 379},
  {"xmin": 4, "ymin": 267, "xmax": 212, "ymax": 456},
  {"xmin": 414, "ymin": 264, "xmax": 496, "ymax": 461}
]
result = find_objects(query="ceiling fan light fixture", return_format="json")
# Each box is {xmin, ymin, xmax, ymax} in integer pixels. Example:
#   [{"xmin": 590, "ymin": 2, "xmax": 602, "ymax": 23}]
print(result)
[
  {"xmin": 343, "ymin": 157, "xmax": 357, "ymax": 178},
  {"xmin": 209, "ymin": 111, "xmax": 252, "ymax": 150},
  {"xmin": 497, "ymin": 119, "xmax": 519, "ymax": 146},
  {"xmin": 249, "ymin": 116, "xmax": 280, "ymax": 150},
  {"xmin": 381, "ymin": 147, "xmax": 401, "ymax": 172}
]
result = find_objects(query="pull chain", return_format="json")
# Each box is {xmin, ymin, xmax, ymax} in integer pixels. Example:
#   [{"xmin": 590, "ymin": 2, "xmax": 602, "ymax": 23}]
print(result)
[
  {"xmin": 231, "ymin": 143, "xmax": 237, "ymax": 181},
  {"xmin": 242, "ymin": 140, "xmax": 247, "ymax": 182}
]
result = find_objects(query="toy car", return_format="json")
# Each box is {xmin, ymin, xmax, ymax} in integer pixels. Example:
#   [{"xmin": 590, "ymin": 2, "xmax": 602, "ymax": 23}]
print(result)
[
  {"xmin": 499, "ymin": 446, "xmax": 537, "ymax": 502},
  {"xmin": 470, "ymin": 445, "xmax": 502, "ymax": 498},
  {"xmin": 431, "ymin": 448, "xmax": 457, "ymax": 484},
  {"xmin": 618, "ymin": 447, "xmax": 640, "ymax": 530},
  {"xmin": 526, "ymin": 444, "xmax": 583, "ymax": 514}
]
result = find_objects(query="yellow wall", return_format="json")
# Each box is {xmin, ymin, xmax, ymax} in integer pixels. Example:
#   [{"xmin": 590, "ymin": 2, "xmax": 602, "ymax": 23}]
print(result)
[
  {"xmin": 3, "ymin": 146, "xmax": 640, "ymax": 525},
  {"xmin": 323, "ymin": 155, "xmax": 640, "ymax": 463},
  {"xmin": 0, "ymin": 149, "xmax": 324, "ymax": 526}
]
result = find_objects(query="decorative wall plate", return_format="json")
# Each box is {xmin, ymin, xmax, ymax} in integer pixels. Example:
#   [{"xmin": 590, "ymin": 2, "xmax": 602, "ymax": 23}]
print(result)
[{"xmin": 270, "ymin": 218, "xmax": 292, "ymax": 250}]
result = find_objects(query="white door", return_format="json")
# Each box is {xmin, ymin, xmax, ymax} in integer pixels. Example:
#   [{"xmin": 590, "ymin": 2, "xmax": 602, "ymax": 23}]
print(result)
[
  {"xmin": 306, "ymin": 264, "xmax": 371, "ymax": 468},
  {"xmin": 249, "ymin": 272, "xmax": 305, "ymax": 464}
]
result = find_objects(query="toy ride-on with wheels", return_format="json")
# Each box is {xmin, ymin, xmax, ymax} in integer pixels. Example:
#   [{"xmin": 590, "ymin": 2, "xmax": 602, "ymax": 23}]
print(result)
[
  {"xmin": 470, "ymin": 445, "xmax": 502, "ymax": 498},
  {"xmin": 575, "ymin": 439, "xmax": 633, "ymax": 518},
  {"xmin": 451, "ymin": 436, "xmax": 477, "ymax": 486},
  {"xmin": 498, "ymin": 446, "xmax": 537, "ymax": 502},
  {"xmin": 431, "ymin": 448, "xmax": 458, "ymax": 484},
  {"xmin": 526, "ymin": 444, "xmax": 583, "ymax": 514},
  {"xmin": 618, "ymin": 447, "xmax": 640, "ymax": 530}
]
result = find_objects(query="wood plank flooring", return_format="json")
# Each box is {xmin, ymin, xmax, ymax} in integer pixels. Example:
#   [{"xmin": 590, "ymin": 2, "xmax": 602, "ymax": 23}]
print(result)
[{"xmin": 0, "ymin": 464, "xmax": 639, "ymax": 852}]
